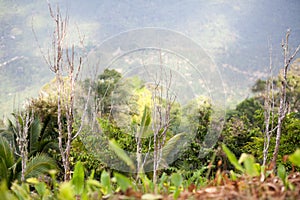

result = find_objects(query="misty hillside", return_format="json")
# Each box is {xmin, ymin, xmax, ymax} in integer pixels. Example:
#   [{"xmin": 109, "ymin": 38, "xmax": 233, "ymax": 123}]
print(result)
[{"xmin": 0, "ymin": 0, "xmax": 300, "ymax": 115}]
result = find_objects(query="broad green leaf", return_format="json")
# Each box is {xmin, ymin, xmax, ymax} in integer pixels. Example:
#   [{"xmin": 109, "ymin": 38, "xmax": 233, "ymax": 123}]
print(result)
[
  {"xmin": 230, "ymin": 170, "xmax": 237, "ymax": 181},
  {"xmin": 28, "ymin": 118, "xmax": 41, "ymax": 153},
  {"xmin": 158, "ymin": 172, "xmax": 167, "ymax": 192},
  {"xmin": 0, "ymin": 181, "xmax": 17, "ymax": 200},
  {"xmin": 171, "ymin": 173, "xmax": 183, "ymax": 187},
  {"xmin": 139, "ymin": 106, "xmax": 151, "ymax": 137},
  {"xmin": 140, "ymin": 173, "xmax": 154, "ymax": 193},
  {"xmin": 88, "ymin": 170, "xmax": 95, "ymax": 180},
  {"xmin": 239, "ymin": 153, "xmax": 259, "ymax": 177},
  {"xmin": 277, "ymin": 164, "xmax": 287, "ymax": 181},
  {"xmin": 289, "ymin": 148, "xmax": 300, "ymax": 167},
  {"xmin": 222, "ymin": 144, "xmax": 244, "ymax": 172},
  {"xmin": 162, "ymin": 133, "xmax": 187, "ymax": 162},
  {"xmin": 58, "ymin": 182, "xmax": 74, "ymax": 200},
  {"xmin": 109, "ymin": 139, "xmax": 135, "ymax": 171},
  {"xmin": 100, "ymin": 170, "xmax": 112, "ymax": 194},
  {"xmin": 114, "ymin": 172, "xmax": 132, "ymax": 192},
  {"xmin": 71, "ymin": 161, "xmax": 85, "ymax": 195},
  {"xmin": 34, "ymin": 182, "xmax": 49, "ymax": 198}
]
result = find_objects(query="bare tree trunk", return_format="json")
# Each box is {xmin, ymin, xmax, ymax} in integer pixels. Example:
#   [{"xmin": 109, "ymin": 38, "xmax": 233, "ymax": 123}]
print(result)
[
  {"xmin": 136, "ymin": 131, "xmax": 142, "ymax": 179},
  {"xmin": 151, "ymin": 52, "xmax": 175, "ymax": 192},
  {"xmin": 46, "ymin": 3, "xmax": 84, "ymax": 181},
  {"xmin": 271, "ymin": 30, "xmax": 300, "ymax": 169},
  {"xmin": 14, "ymin": 111, "xmax": 34, "ymax": 182},
  {"xmin": 262, "ymin": 42, "xmax": 275, "ymax": 167}
]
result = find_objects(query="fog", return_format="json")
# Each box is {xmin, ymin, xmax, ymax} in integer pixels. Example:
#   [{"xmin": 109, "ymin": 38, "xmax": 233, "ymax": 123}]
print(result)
[{"xmin": 0, "ymin": 0, "xmax": 299, "ymax": 114}]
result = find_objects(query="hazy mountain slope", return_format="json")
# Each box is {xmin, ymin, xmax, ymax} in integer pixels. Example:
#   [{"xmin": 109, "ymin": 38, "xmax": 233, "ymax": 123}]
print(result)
[{"xmin": 0, "ymin": 0, "xmax": 299, "ymax": 115}]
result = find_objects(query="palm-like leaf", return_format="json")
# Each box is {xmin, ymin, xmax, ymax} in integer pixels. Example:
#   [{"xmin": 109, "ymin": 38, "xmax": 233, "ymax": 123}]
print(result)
[
  {"xmin": 28, "ymin": 118, "xmax": 41, "ymax": 153},
  {"xmin": 161, "ymin": 132, "xmax": 188, "ymax": 164},
  {"xmin": 138, "ymin": 106, "xmax": 151, "ymax": 138},
  {"xmin": 0, "ymin": 137, "xmax": 15, "ymax": 183},
  {"xmin": 21, "ymin": 154, "xmax": 57, "ymax": 180},
  {"xmin": 31, "ymin": 140, "xmax": 59, "ymax": 156},
  {"xmin": 1, "ymin": 114, "xmax": 58, "ymax": 184},
  {"xmin": 0, "ymin": 137, "xmax": 14, "ymax": 169},
  {"xmin": 0, "ymin": 157, "xmax": 9, "ymax": 182},
  {"xmin": 0, "ymin": 120, "xmax": 16, "ymax": 146},
  {"xmin": 109, "ymin": 139, "xmax": 135, "ymax": 171},
  {"xmin": 1, "ymin": 114, "xmax": 58, "ymax": 157}
]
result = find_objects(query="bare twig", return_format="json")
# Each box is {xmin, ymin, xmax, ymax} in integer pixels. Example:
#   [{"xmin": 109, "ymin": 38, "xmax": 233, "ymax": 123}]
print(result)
[{"xmin": 271, "ymin": 29, "xmax": 300, "ymax": 169}]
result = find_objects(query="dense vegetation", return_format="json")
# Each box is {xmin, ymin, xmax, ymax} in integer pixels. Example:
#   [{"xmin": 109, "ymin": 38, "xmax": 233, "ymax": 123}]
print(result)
[
  {"xmin": 1, "ymin": 3, "xmax": 300, "ymax": 199},
  {"xmin": 1, "ymin": 58, "xmax": 300, "ymax": 199}
]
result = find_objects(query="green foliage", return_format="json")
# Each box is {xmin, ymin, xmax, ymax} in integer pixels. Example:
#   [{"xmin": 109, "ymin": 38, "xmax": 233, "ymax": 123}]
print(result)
[
  {"xmin": 33, "ymin": 180, "xmax": 50, "ymax": 199},
  {"xmin": 27, "ymin": 96, "xmax": 62, "ymax": 141},
  {"xmin": 0, "ymin": 138, "xmax": 56, "ymax": 186},
  {"xmin": 113, "ymin": 172, "xmax": 133, "ymax": 192},
  {"xmin": 277, "ymin": 163, "xmax": 295, "ymax": 190},
  {"xmin": 109, "ymin": 139, "xmax": 135, "ymax": 171},
  {"xmin": 11, "ymin": 182, "xmax": 31, "ymax": 200},
  {"xmin": 161, "ymin": 132, "xmax": 188, "ymax": 165},
  {"xmin": 0, "ymin": 181, "xmax": 16, "ymax": 200},
  {"xmin": 228, "ymin": 98, "xmax": 263, "ymax": 124},
  {"xmin": 97, "ymin": 118, "xmax": 136, "ymax": 152},
  {"xmin": 182, "ymin": 167, "xmax": 209, "ymax": 189},
  {"xmin": 70, "ymin": 138, "xmax": 104, "ymax": 179},
  {"xmin": 222, "ymin": 115, "xmax": 257, "ymax": 158},
  {"xmin": 286, "ymin": 58, "xmax": 300, "ymax": 112},
  {"xmin": 71, "ymin": 162, "xmax": 85, "ymax": 196},
  {"xmin": 170, "ymin": 173, "xmax": 183, "ymax": 187},
  {"xmin": 238, "ymin": 153, "xmax": 260, "ymax": 177},
  {"xmin": 289, "ymin": 148, "xmax": 300, "ymax": 167},
  {"xmin": 222, "ymin": 144, "xmax": 260, "ymax": 177},
  {"xmin": 170, "ymin": 173, "xmax": 183, "ymax": 199},
  {"xmin": 24, "ymin": 154, "xmax": 57, "ymax": 180},
  {"xmin": 0, "ymin": 112, "xmax": 57, "ymax": 185},
  {"xmin": 0, "ymin": 148, "xmax": 298, "ymax": 200},
  {"xmin": 171, "ymin": 97, "xmax": 213, "ymax": 171},
  {"xmin": 221, "ymin": 73, "xmax": 300, "ymax": 169},
  {"xmin": 1, "ymin": 113, "xmax": 58, "ymax": 158},
  {"xmin": 137, "ymin": 105, "xmax": 151, "ymax": 138},
  {"xmin": 244, "ymin": 112, "xmax": 300, "ymax": 169},
  {"xmin": 58, "ymin": 182, "xmax": 75, "ymax": 200},
  {"xmin": 0, "ymin": 137, "xmax": 14, "ymax": 183},
  {"xmin": 222, "ymin": 144, "xmax": 244, "ymax": 172},
  {"xmin": 139, "ymin": 173, "xmax": 155, "ymax": 193},
  {"xmin": 94, "ymin": 69, "xmax": 122, "ymax": 115},
  {"xmin": 277, "ymin": 164, "xmax": 287, "ymax": 183},
  {"xmin": 100, "ymin": 170, "xmax": 112, "ymax": 195},
  {"xmin": 252, "ymin": 79, "xmax": 266, "ymax": 93}
]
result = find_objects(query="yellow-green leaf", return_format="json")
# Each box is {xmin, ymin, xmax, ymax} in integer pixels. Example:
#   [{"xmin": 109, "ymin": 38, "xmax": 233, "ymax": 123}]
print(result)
[
  {"xmin": 289, "ymin": 148, "xmax": 300, "ymax": 167},
  {"xmin": 109, "ymin": 139, "xmax": 135, "ymax": 171}
]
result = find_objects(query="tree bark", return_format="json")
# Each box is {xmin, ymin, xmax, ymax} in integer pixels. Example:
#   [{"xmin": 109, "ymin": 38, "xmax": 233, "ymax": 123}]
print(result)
[
  {"xmin": 47, "ymin": 3, "xmax": 84, "ymax": 181},
  {"xmin": 271, "ymin": 30, "xmax": 300, "ymax": 169}
]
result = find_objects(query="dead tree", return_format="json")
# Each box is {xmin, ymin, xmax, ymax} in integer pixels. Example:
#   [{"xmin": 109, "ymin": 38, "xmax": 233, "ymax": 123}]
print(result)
[
  {"xmin": 151, "ymin": 53, "xmax": 176, "ymax": 191},
  {"xmin": 262, "ymin": 42, "xmax": 276, "ymax": 167},
  {"xmin": 45, "ymin": 4, "xmax": 84, "ymax": 181},
  {"xmin": 270, "ymin": 29, "xmax": 300, "ymax": 169},
  {"xmin": 14, "ymin": 111, "xmax": 34, "ymax": 182}
]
